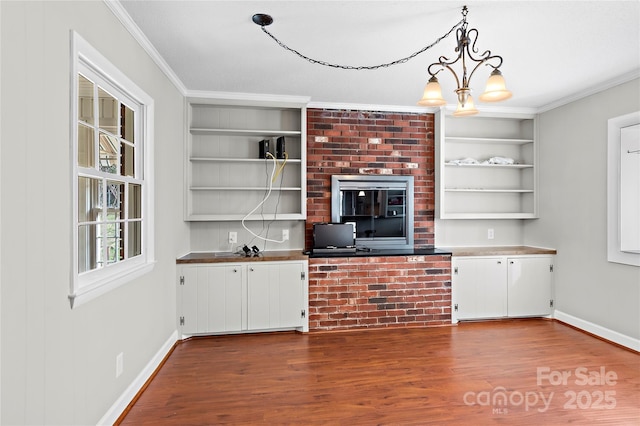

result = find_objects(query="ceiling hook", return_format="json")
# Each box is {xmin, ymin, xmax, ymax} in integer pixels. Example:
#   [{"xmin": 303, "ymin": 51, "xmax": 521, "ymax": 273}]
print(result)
[{"xmin": 252, "ymin": 14, "xmax": 273, "ymax": 27}]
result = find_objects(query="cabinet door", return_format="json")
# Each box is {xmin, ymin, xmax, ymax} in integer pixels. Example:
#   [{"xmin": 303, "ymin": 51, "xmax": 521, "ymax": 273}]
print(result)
[
  {"xmin": 453, "ymin": 257, "xmax": 507, "ymax": 320},
  {"xmin": 247, "ymin": 263, "xmax": 304, "ymax": 330},
  {"xmin": 507, "ymin": 257, "xmax": 553, "ymax": 317},
  {"xmin": 180, "ymin": 265, "xmax": 243, "ymax": 334}
]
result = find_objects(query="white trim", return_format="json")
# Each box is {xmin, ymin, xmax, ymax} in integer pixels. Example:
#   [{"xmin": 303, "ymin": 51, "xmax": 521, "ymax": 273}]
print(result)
[
  {"xmin": 69, "ymin": 262, "xmax": 155, "ymax": 309},
  {"xmin": 538, "ymin": 70, "xmax": 640, "ymax": 113},
  {"xmin": 554, "ymin": 310, "xmax": 640, "ymax": 352},
  {"xmin": 607, "ymin": 111, "xmax": 640, "ymax": 266},
  {"xmin": 97, "ymin": 330, "xmax": 179, "ymax": 426},
  {"xmin": 186, "ymin": 90, "xmax": 310, "ymax": 108},
  {"xmin": 307, "ymin": 101, "xmax": 538, "ymax": 116},
  {"xmin": 308, "ymin": 101, "xmax": 437, "ymax": 113},
  {"xmin": 103, "ymin": 0, "xmax": 186, "ymax": 94},
  {"xmin": 0, "ymin": 2, "xmax": 3, "ymax": 419}
]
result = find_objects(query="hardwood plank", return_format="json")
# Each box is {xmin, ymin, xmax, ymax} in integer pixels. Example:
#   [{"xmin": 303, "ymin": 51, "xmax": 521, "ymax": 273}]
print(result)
[{"xmin": 118, "ymin": 320, "xmax": 640, "ymax": 425}]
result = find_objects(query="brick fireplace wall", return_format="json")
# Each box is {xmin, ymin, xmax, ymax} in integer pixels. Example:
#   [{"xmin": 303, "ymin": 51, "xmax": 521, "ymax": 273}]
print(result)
[
  {"xmin": 308, "ymin": 254, "xmax": 451, "ymax": 330},
  {"xmin": 305, "ymin": 108, "xmax": 451, "ymax": 331},
  {"xmin": 306, "ymin": 109, "xmax": 436, "ymax": 248}
]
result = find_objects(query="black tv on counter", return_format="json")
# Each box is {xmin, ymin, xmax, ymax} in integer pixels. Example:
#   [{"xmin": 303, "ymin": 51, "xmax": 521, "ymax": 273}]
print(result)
[{"xmin": 313, "ymin": 223, "xmax": 356, "ymax": 253}]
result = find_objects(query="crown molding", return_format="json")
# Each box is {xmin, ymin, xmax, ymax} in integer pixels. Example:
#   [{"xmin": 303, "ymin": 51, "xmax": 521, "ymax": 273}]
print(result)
[
  {"xmin": 307, "ymin": 101, "xmax": 435, "ymax": 113},
  {"xmin": 308, "ymin": 101, "xmax": 537, "ymax": 117},
  {"xmin": 104, "ymin": 0, "xmax": 187, "ymax": 94},
  {"xmin": 185, "ymin": 90, "xmax": 310, "ymax": 107},
  {"xmin": 537, "ymin": 69, "xmax": 640, "ymax": 114}
]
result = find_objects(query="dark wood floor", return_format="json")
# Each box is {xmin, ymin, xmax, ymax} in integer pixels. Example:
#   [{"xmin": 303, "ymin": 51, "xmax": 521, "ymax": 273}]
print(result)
[{"xmin": 118, "ymin": 319, "xmax": 639, "ymax": 425}]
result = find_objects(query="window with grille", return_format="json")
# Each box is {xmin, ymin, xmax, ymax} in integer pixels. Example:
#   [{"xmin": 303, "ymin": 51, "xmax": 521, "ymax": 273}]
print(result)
[{"xmin": 71, "ymin": 32, "xmax": 154, "ymax": 307}]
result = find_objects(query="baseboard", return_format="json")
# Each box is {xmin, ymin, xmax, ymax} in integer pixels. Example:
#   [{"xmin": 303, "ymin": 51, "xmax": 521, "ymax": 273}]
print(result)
[
  {"xmin": 98, "ymin": 329, "xmax": 179, "ymax": 425},
  {"xmin": 553, "ymin": 310, "xmax": 640, "ymax": 352}
]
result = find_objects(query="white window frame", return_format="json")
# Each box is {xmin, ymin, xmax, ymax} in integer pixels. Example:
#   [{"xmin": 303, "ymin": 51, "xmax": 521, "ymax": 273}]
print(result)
[
  {"xmin": 607, "ymin": 110, "xmax": 640, "ymax": 266},
  {"xmin": 70, "ymin": 32, "xmax": 155, "ymax": 308}
]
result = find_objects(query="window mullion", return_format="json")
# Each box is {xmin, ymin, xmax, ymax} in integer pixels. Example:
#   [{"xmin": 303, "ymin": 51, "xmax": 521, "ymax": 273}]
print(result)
[
  {"xmin": 123, "ymin": 182, "xmax": 129, "ymax": 261},
  {"xmin": 92, "ymin": 83, "xmax": 100, "ymax": 172}
]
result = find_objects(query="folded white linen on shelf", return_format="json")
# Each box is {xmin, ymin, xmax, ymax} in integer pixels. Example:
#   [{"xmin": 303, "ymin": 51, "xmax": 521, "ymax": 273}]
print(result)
[
  {"xmin": 486, "ymin": 156, "xmax": 515, "ymax": 165},
  {"xmin": 447, "ymin": 157, "xmax": 480, "ymax": 165},
  {"xmin": 447, "ymin": 156, "xmax": 516, "ymax": 165}
]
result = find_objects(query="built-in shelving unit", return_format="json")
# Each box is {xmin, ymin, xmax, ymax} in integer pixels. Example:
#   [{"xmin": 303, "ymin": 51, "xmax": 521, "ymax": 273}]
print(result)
[
  {"xmin": 185, "ymin": 97, "xmax": 308, "ymax": 221},
  {"xmin": 435, "ymin": 110, "xmax": 538, "ymax": 219}
]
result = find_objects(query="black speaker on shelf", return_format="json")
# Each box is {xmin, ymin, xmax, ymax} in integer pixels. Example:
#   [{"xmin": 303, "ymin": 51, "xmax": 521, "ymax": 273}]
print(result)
[
  {"xmin": 276, "ymin": 136, "xmax": 286, "ymax": 159},
  {"xmin": 258, "ymin": 139, "xmax": 270, "ymax": 159}
]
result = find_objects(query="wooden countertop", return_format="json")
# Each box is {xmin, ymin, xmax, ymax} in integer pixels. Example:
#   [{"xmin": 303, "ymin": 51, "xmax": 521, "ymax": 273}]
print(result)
[
  {"xmin": 177, "ymin": 250, "xmax": 308, "ymax": 264},
  {"xmin": 446, "ymin": 246, "xmax": 557, "ymax": 257}
]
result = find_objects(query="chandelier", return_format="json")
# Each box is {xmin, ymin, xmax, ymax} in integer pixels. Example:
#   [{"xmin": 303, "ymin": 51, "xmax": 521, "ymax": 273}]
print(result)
[
  {"xmin": 417, "ymin": 6, "xmax": 512, "ymax": 116},
  {"xmin": 253, "ymin": 5, "xmax": 511, "ymax": 116}
]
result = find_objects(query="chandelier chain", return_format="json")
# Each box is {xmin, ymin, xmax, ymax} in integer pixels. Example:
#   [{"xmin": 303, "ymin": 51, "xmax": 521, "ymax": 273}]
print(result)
[{"xmin": 259, "ymin": 17, "xmax": 465, "ymax": 71}]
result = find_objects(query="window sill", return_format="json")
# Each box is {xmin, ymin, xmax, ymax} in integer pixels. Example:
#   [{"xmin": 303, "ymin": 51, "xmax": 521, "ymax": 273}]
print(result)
[{"xmin": 69, "ymin": 260, "xmax": 156, "ymax": 309}]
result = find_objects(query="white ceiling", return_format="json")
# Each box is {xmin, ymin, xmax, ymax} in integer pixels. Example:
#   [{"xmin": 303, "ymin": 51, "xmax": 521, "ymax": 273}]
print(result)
[{"xmin": 117, "ymin": 0, "xmax": 640, "ymax": 113}]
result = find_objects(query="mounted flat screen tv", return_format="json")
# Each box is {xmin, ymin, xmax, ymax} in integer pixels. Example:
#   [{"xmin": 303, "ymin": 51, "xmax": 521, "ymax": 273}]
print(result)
[{"xmin": 331, "ymin": 175, "xmax": 414, "ymax": 250}]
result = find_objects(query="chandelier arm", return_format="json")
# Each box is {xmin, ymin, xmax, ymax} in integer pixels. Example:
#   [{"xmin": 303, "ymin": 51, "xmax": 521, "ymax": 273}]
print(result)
[
  {"xmin": 466, "ymin": 55, "xmax": 504, "ymax": 88},
  {"xmin": 462, "ymin": 27, "xmax": 504, "ymax": 67},
  {"xmin": 257, "ymin": 17, "xmax": 465, "ymax": 70},
  {"xmin": 428, "ymin": 60, "xmax": 462, "ymax": 90}
]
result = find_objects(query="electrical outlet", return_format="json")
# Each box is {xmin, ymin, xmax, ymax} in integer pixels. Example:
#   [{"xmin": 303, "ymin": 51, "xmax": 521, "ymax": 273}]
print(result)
[
  {"xmin": 488, "ymin": 228, "xmax": 495, "ymax": 240},
  {"xmin": 228, "ymin": 231, "xmax": 237, "ymax": 244},
  {"xmin": 282, "ymin": 229, "xmax": 289, "ymax": 241},
  {"xmin": 116, "ymin": 352, "xmax": 124, "ymax": 378}
]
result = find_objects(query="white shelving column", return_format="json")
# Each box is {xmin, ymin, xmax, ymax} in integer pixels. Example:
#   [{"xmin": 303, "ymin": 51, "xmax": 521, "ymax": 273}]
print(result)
[
  {"xmin": 436, "ymin": 110, "xmax": 538, "ymax": 219},
  {"xmin": 185, "ymin": 96, "xmax": 308, "ymax": 221}
]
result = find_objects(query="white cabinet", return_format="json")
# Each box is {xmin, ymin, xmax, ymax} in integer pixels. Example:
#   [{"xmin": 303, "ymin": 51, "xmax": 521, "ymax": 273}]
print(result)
[
  {"xmin": 507, "ymin": 257, "xmax": 554, "ymax": 317},
  {"xmin": 179, "ymin": 264, "xmax": 244, "ymax": 334},
  {"xmin": 178, "ymin": 260, "xmax": 308, "ymax": 335},
  {"xmin": 247, "ymin": 263, "xmax": 306, "ymax": 330},
  {"xmin": 452, "ymin": 257, "xmax": 508, "ymax": 320},
  {"xmin": 186, "ymin": 97, "xmax": 308, "ymax": 221},
  {"xmin": 452, "ymin": 255, "xmax": 553, "ymax": 322},
  {"xmin": 436, "ymin": 111, "xmax": 537, "ymax": 219}
]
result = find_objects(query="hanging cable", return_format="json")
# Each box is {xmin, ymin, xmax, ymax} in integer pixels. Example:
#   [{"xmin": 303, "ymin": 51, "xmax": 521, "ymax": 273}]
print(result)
[
  {"xmin": 254, "ymin": 13, "xmax": 465, "ymax": 70},
  {"xmin": 264, "ymin": 155, "xmax": 286, "ymax": 251},
  {"xmin": 242, "ymin": 152, "xmax": 288, "ymax": 244},
  {"xmin": 272, "ymin": 152, "xmax": 288, "ymax": 182}
]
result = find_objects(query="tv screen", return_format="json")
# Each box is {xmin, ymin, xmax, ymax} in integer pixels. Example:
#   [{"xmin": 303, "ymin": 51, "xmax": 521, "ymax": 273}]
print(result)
[{"xmin": 313, "ymin": 223, "xmax": 355, "ymax": 249}]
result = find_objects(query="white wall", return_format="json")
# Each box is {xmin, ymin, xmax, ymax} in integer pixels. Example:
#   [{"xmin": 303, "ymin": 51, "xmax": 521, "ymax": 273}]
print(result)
[
  {"xmin": 0, "ymin": 1, "xmax": 188, "ymax": 424},
  {"xmin": 188, "ymin": 220, "xmax": 306, "ymax": 254},
  {"xmin": 435, "ymin": 218, "xmax": 524, "ymax": 247},
  {"xmin": 524, "ymin": 78, "xmax": 640, "ymax": 343}
]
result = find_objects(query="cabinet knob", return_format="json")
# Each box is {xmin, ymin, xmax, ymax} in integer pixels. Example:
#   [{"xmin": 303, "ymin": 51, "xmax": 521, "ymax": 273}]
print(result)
[
  {"xmin": 250, "ymin": 267, "xmax": 254, "ymax": 272},
  {"xmin": 497, "ymin": 261, "xmax": 502, "ymax": 264},
  {"xmin": 510, "ymin": 261, "xmax": 514, "ymax": 265},
  {"xmin": 233, "ymin": 269, "xmax": 238, "ymax": 273}
]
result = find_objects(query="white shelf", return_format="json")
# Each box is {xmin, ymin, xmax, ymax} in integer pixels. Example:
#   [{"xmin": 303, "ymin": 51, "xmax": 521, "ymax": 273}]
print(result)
[
  {"xmin": 190, "ymin": 186, "xmax": 302, "ymax": 191},
  {"xmin": 444, "ymin": 163, "xmax": 533, "ymax": 169},
  {"xmin": 190, "ymin": 128, "xmax": 302, "ymax": 137},
  {"xmin": 436, "ymin": 111, "xmax": 538, "ymax": 219},
  {"xmin": 445, "ymin": 212, "xmax": 538, "ymax": 220},
  {"xmin": 187, "ymin": 213, "xmax": 306, "ymax": 222},
  {"xmin": 445, "ymin": 189, "xmax": 534, "ymax": 193},
  {"xmin": 190, "ymin": 157, "xmax": 302, "ymax": 164},
  {"xmin": 445, "ymin": 136, "xmax": 533, "ymax": 145}
]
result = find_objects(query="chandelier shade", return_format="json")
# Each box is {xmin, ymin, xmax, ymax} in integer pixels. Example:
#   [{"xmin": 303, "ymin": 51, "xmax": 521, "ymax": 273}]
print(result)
[
  {"xmin": 479, "ymin": 69, "xmax": 513, "ymax": 102},
  {"xmin": 453, "ymin": 95, "xmax": 478, "ymax": 117},
  {"xmin": 417, "ymin": 76, "xmax": 446, "ymax": 106}
]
